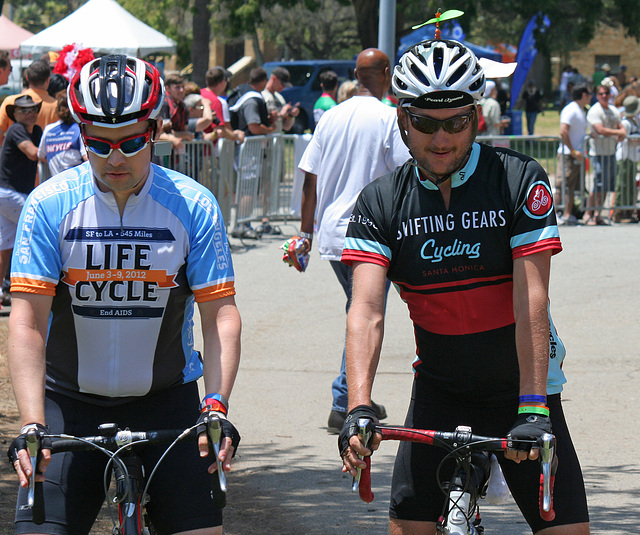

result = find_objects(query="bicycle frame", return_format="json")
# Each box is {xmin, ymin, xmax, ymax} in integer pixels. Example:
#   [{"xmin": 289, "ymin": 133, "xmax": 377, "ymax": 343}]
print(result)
[{"xmin": 352, "ymin": 423, "xmax": 557, "ymax": 534}]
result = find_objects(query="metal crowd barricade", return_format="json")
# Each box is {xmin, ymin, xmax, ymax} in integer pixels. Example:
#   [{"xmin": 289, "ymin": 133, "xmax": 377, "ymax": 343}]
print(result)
[{"xmin": 579, "ymin": 135, "xmax": 640, "ymax": 220}]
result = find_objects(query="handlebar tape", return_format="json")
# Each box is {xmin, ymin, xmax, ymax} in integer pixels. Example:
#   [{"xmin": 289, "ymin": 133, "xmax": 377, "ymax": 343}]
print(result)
[{"xmin": 358, "ymin": 456, "xmax": 374, "ymax": 503}]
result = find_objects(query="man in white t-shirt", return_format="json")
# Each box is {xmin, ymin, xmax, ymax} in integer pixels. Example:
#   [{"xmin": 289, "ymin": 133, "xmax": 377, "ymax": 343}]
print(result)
[
  {"xmin": 584, "ymin": 84, "xmax": 626, "ymax": 224},
  {"xmin": 555, "ymin": 86, "xmax": 591, "ymax": 224},
  {"xmin": 298, "ymin": 48, "xmax": 410, "ymax": 433}
]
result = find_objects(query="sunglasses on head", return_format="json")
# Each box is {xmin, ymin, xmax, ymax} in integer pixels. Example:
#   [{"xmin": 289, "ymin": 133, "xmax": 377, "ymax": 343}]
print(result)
[
  {"xmin": 404, "ymin": 108, "xmax": 475, "ymax": 135},
  {"xmin": 83, "ymin": 129, "xmax": 152, "ymax": 158}
]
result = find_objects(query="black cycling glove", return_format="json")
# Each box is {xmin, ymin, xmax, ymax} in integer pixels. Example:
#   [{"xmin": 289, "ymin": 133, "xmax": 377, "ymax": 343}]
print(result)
[
  {"xmin": 196, "ymin": 412, "xmax": 241, "ymax": 456},
  {"xmin": 506, "ymin": 413, "xmax": 552, "ymax": 451},
  {"xmin": 7, "ymin": 423, "xmax": 51, "ymax": 467},
  {"xmin": 338, "ymin": 404, "xmax": 377, "ymax": 457}
]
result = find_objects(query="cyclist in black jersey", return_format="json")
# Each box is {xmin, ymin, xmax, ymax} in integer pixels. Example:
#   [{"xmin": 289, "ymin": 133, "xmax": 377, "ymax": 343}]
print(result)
[{"xmin": 338, "ymin": 39, "xmax": 590, "ymax": 535}]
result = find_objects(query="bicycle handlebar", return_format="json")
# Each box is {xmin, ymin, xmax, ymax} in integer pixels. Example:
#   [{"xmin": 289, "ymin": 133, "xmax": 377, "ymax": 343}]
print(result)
[
  {"xmin": 354, "ymin": 424, "xmax": 557, "ymax": 522},
  {"xmin": 25, "ymin": 419, "xmax": 228, "ymax": 519}
]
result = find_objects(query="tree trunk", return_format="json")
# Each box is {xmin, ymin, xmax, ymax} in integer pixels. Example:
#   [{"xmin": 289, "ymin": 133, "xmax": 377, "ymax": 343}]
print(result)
[
  {"xmin": 191, "ymin": 0, "xmax": 211, "ymax": 88},
  {"xmin": 352, "ymin": 0, "xmax": 378, "ymax": 49}
]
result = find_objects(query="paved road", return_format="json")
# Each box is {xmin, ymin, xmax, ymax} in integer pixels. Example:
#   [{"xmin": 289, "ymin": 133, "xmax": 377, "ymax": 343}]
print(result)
[{"xmin": 204, "ymin": 224, "xmax": 639, "ymax": 534}]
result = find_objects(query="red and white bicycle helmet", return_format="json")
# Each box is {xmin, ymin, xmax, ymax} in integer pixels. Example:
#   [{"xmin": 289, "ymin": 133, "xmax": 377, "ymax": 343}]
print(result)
[
  {"xmin": 393, "ymin": 39, "xmax": 485, "ymax": 109},
  {"xmin": 68, "ymin": 54, "xmax": 164, "ymax": 127}
]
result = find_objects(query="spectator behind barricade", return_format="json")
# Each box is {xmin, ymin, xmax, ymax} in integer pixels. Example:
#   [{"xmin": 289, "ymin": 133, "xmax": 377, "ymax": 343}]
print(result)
[
  {"xmin": 228, "ymin": 67, "xmax": 275, "ymax": 240},
  {"xmin": 559, "ymin": 65, "xmax": 573, "ymax": 103},
  {"xmin": 0, "ymin": 95, "xmax": 43, "ymax": 308},
  {"xmin": 38, "ymin": 94, "xmax": 87, "ymax": 178},
  {"xmin": 158, "ymin": 73, "xmax": 193, "ymax": 151},
  {"xmin": 496, "ymin": 80, "xmax": 510, "ymax": 114},
  {"xmin": 298, "ymin": 48, "xmax": 411, "ymax": 433},
  {"xmin": 481, "ymin": 80, "xmax": 509, "ymax": 136},
  {"xmin": 184, "ymin": 93, "xmax": 213, "ymax": 139},
  {"xmin": 602, "ymin": 76, "xmax": 619, "ymax": 106},
  {"xmin": 0, "ymin": 60, "xmax": 58, "ymax": 145},
  {"xmin": 0, "ymin": 50, "xmax": 11, "ymax": 86},
  {"xmin": 613, "ymin": 95, "xmax": 640, "ymax": 222},
  {"xmin": 560, "ymin": 81, "xmax": 575, "ymax": 110},
  {"xmin": 47, "ymin": 74, "xmax": 69, "ymax": 99},
  {"xmin": 613, "ymin": 81, "xmax": 640, "ymax": 108},
  {"xmin": 556, "ymin": 86, "xmax": 591, "ymax": 225},
  {"xmin": 593, "ymin": 63, "xmax": 609, "ymax": 88},
  {"xmin": 184, "ymin": 81, "xmax": 200, "ymax": 97},
  {"xmin": 228, "ymin": 67, "xmax": 275, "ymax": 137},
  {"xmin": 262, "ymin": 66, "xmax": 300, "ymax": 133},
  {"xmin": 313, "ymin": 70, "xmax": 338, "ymax": 124},
  {"xmin": 521, "ymin": 80, "xmax": 543, "ymax": 135},
  {"xmin": 617, "ymin": 65, "xmax": 628, "ymax": 89},
  {"xmin": 584, "ymin": 84, "xmax": 626, "ymax": 225},
  {"xmin": 201, "ymin": 66, "xmax": 245, "ymax": 146},
  {"xmin": 337, "ymin": 80, "xmax": 358, "ymax": 103}
]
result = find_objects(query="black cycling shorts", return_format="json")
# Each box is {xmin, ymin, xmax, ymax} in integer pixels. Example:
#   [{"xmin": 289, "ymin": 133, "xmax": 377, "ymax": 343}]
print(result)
[
  {"xmin": 15, "ymin": 382, "xmax": 223, "ymax": 535},
  {"xmin": 389, "ymin": 380, "xmax": 589, "ymax": 532}
]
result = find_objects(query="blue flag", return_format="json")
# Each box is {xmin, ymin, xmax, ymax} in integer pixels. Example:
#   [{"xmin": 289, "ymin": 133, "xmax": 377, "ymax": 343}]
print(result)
[{"xmin": 510, "ymin": 13, "xmax": 550, "ymax": 110}]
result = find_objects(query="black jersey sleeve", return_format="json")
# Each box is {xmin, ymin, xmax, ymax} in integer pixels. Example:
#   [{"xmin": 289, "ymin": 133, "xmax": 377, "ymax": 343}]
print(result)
[
  {"xmin": 341, "ymin": 168, "xmax": 399, "ymax": 268},
  {"xmin": 496, "ymin": 148, "xmax": 562, "ymax": 259}
]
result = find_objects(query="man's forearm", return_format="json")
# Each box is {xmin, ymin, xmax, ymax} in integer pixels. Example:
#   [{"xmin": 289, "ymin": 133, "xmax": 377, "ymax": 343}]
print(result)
[{"xmin": 300, "ymin": 173, "xmax": 317, "ymax": 234}]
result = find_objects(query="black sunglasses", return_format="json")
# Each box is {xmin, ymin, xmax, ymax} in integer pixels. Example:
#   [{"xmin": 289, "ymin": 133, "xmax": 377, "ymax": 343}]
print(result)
[{"xmin": 404, "ymin": 108, "xmax": 475, "ymax": 135}]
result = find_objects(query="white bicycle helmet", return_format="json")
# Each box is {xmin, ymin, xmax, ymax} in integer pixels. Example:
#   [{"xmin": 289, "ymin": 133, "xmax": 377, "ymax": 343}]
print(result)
[
  {"xmin": 393, "ymin": 39, "xmax": 485, "ymax": 109},
  {"xmin": 68, "ymin": 54, "xmax": 164, "ymax": 127}
]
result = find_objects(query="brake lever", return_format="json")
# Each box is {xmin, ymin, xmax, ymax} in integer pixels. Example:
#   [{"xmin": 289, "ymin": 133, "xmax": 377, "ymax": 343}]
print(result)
[
  {"xmin": 538, "ymin": 432, "xmax": 557, "ymax": 517},
  {"xmin": 25, "ymin": 429, "xmax": 40, "ymax": 508},
  {"xmin": 352, "ymin": 418, "xmax": 372, "ymax": 493},
  {"xmin": 206, "ymin": 415, "xmax": 227, "ymax": 493}
]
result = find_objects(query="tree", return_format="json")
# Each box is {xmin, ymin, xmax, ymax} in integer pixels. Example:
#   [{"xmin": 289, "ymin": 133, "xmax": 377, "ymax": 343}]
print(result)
[
  {"xmin": 191, "ymin": 0, "xmax": 211, "ymax": 87},
  {"xmin": 261, "ymin": 0, "xmax": 359, "ymax": 60}
]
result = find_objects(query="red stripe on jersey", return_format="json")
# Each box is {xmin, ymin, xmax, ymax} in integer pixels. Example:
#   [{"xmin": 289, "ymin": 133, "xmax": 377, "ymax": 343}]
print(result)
[
  {"xmin": 400, "ymin": 274, "xmax": 512, "ymax": 293},
  {"xmin": 399, "ymin": 280, "xmax": 515, "ymax": 335},
  {"xmin": 341, "ymin": 250, "xmax": 390, "ymax": 268},
  {"xmin": 512, "ymin": 238, "xmax": 562, "ymax": 259}
]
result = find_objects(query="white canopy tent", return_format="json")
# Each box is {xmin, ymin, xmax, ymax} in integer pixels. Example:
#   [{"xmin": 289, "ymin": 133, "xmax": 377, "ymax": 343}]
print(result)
[{"xmin": 20, "ymin": 0, "xmax": 176, "ymax": 58}]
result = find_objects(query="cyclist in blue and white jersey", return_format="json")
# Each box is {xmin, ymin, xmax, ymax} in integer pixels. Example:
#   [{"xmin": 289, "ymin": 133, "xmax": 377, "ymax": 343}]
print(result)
[
  {"xmin": 7, "ymin": 54, "xmax": 241, "ymax": 535},
  {"xmin": 339, "ymin": 39, "xmax": 590, "ymax": 535}
]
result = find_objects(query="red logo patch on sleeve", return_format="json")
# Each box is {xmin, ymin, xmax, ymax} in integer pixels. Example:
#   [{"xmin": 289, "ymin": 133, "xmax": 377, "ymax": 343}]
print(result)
[{"xmin": 524, "ymin": 182, "xmax": 554, "ymax": 219}]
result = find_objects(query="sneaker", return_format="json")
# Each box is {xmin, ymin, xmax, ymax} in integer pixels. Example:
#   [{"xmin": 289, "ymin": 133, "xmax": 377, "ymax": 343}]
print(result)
[{"xmin": 327, "ymin": 400, "xmax": 388, "ymax": 434}]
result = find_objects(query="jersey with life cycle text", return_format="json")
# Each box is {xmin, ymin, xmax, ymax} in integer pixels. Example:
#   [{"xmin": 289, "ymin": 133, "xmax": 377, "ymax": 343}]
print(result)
[
  {"xmin": 11, "ymin": 162, "xmax": 235, "ymax": 405},
  {"xmin": 342, "ymin": 143, "xmax": 566, "ymax": 401}
]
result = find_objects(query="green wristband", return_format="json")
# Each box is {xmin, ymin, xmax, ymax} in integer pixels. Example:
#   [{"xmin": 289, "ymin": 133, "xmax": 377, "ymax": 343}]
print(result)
[{"xmin": 518, "ymin": 405, "xmax": 550, "ymax": 417}]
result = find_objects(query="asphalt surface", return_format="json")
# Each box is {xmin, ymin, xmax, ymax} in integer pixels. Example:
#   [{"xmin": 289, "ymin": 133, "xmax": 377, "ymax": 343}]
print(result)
[{"xmin": 203, "ymin": 223, "xmax": 639, "ymax": 534}]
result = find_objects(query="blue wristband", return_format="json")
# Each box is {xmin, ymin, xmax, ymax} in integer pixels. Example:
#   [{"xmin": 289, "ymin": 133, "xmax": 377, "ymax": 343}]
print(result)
[
  {"xmin": 519, "ymin": 394, "xmax": 547, "ymax": 404},
  {"xmin": 200, "ymin": 393, "xmax": 229, "ymax": 412}
]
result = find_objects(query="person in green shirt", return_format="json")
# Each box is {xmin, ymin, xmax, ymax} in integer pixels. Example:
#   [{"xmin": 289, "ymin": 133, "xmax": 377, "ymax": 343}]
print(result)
[{"xmin": 313, "ymin": 70, "xmax": 338, "ymax": 125}]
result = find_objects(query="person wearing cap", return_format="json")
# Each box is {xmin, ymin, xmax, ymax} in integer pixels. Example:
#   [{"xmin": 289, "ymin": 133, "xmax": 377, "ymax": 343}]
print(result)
[
  {"xmin": 481, "ymin": 80, "xmax": 509, "ymax": 136},
  {"xmin": 0, "ymin": 60, "xmax": 57, "ymax": 145},
  {"xmin": 339, "ymin": 39, "xmax": 589, "ymax": 535},
  {"xmin": 613, "ymin": 94, "xmax": 640, "ymax": 222},
  {"xmin": 298, "ymin": 48, "xmax": 410, "ymax": 434},
  {"xmin": 0, "ymin": 94, "xmax": 43, "ymax": 307},
  {"xmin": 7, "ymin": 55, "xmax": 241, "ymax": 534},
  {"xmin": 262, "ymin": 66, "xmax": 299, "ymax": 133}
]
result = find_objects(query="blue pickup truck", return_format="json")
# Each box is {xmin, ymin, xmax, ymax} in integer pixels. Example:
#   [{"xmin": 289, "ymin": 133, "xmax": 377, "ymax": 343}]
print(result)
[{"xmin": 263, "ymin": 59, "xmax": 356, "ymax": 132}]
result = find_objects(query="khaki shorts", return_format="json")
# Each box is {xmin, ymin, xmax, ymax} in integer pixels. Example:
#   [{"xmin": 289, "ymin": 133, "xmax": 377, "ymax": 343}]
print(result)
[{"xmin": 556, "ymin": 154, "xmax": 581, "ymax": 195}]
